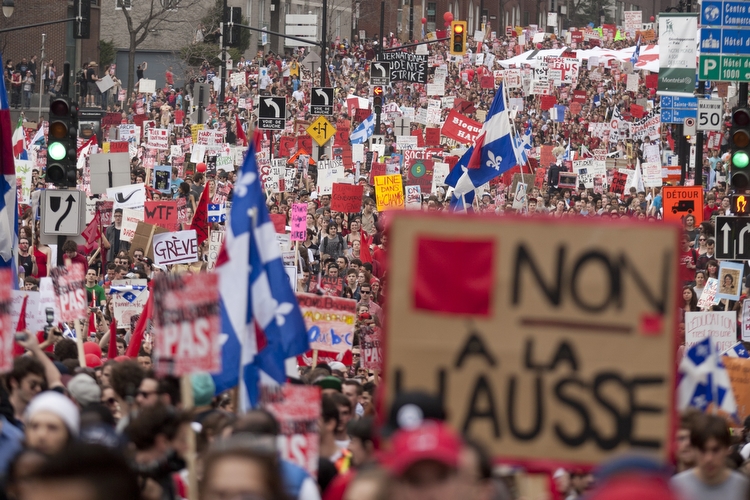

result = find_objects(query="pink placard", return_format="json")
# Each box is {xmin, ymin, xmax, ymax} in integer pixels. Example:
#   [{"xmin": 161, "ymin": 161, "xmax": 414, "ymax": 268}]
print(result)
[{"xmin": 290, "ymin": 203, "xmax": 307, "ymax": 241}]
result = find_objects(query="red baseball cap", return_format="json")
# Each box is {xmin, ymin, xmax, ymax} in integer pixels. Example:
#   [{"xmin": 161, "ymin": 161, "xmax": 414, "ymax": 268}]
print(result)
[{"xmin": 383, "ymin": 422, "xmax": 462, "ymax": 476}]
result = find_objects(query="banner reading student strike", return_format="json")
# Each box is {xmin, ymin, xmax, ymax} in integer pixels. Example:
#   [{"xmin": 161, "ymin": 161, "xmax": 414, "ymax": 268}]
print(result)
[
  {"xmin": 658, "ymin": 13, "xmax": 698, "ymax": 94},
  {"xmin": 384, "ymin": 214, "xmax": 680, "ymax": 465},
  {"xmin": 296, "ymin": 293, "xmax": 357, "ymax": 353},
  {"xmin": 152, "ymin": 272, "xmax": 221, "ymax": 376}
]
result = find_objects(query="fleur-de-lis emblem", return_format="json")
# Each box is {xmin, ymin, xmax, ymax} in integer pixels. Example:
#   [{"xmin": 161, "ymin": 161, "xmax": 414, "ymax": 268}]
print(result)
[
  {"xmin": 485, "ymin": 151, "xmax": 502, "ymax": 171},
  {"xmin": 234, "ymin": 171, "xmax": 257, "ymax": 198}
]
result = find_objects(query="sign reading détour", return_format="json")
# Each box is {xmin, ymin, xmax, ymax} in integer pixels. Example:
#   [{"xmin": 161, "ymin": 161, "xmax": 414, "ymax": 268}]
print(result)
[
  {"xmin": 385, "ymin": 214, "xmax": 680, "ymax": 465},
  {"xmin": 297, "ymin": 293, "xmax": 357, "ymax": 352},
  {"xmin": 152, "ymin": 272, "xmax": 221, "ymax": 376},
  {"xmin": 261, "ymin": 385, "xmax": 321, "ymax": 477},
  {"xmin": 377, "ymin": 52, "xmax": 428, "ymax": 83},
  {"xmin": 658, "ymin": 13, "xmax": 698, "ymax": 94},
  {"xmin": 50, "ymin": 264, "xmax": 87, "ymax": 323}
]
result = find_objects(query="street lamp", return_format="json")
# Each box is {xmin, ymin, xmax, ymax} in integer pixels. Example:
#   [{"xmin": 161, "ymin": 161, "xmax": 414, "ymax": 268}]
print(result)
[{"xmin": 2, "ymin": 0, "xmax": 14, "ymax": 18}]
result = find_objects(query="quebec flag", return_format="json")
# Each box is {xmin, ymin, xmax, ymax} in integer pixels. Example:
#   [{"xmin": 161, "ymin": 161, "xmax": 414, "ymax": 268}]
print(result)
[
  {"xmin": 351, "ymin": 114, "xmax": 375, "ymax": 144},
  {"xmin": 445, "ymin": 83, "xmax": 516, "ymax": 205},
  {"xmin": 0, "ymin": 52, "xmax": 17, "ymax": 273},
  {"xmin": 212, "ymin": 139, "xmax": 309, "ymax": 408},
  {"xmin": 678, "ymin": 338, "xmax": 738, "ymax": 419}
]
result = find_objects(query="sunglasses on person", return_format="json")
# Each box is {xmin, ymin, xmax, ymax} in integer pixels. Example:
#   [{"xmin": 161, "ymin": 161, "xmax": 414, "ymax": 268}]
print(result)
[{"xmin": 102, "ymin": 397, "xmax": 117, "ymax": 406}]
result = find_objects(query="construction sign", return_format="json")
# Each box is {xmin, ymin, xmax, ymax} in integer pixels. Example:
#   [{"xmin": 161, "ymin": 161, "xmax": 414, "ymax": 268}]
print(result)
[{"xmin": 662, "ymin": 186, "xmax": 703, "ymax": 225}]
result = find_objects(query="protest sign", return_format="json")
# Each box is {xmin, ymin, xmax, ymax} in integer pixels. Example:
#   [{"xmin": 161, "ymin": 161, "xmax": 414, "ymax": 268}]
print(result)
[
  {"xmin": 290, "ymin": 203, "xmax": 307, "ymax": 241},
  {"xmin": 743, "ymin": 300, "xmax": 750, "ymax": 341},
  {"xmin": 441, "ymin": 110, "xmax": 482, "ymax": 144},
  {"xmin": 111, "ymin": 280, "xmax": 149, "ymax": 329},
  {"xmin": 697, "ymin": 278, "xmax": 720, "ymax": 309},
  {"xmin": 374, "ymin": 174, "xmax": 404, "ymax": 211},
  {"xmin": 360, "ymin": 325, "xmax": 383, "ymax": 371},
  {"xmin": 260, "ymin": 385, "xmax": 321, "ymax": 477},
  {"xmin": 152, "ymin": 272, "xmax": 221, "ymax": 376},
  {"xmin": 385, "ymin": 213, "xmax": 680, "ymax": 464},
  {"xmin": 723, "ymin": 357, "xmax": 750, "ymax": 422},
  {"xmin": 152, "ymin": 230, "xmax": 199, "ymax": 266},
  {"xmin": 144, "ymin": 200, "xmax": 179, "ymax": 232},
  {"xmin": 50, "ymin": 264, "xmax": 87, "ymax": 323},
  {"xmin": 717, "ymin": 261, "xmax": 744, "ymax": 301},
  {"xmin": 296, "ymin": 293, "xmax": 357, "ymax": 352},
  {"xmin": 120, "ymin": 208, "xmax": 144, "ymax": 242},
  {"xmin": 685, "ymin": 311, "xmax": 737, "ymax": 353},
  {"xmin": 206, "ymin": 231, "xmax": 224, "ymax": 272},
  {"xmin": 130, "ymin": 222, "xmax": 169, "ymax": 261},
  {"xmin": 11, "ymin": 291, "xmax": 58, "ymax": 333},
  {"xmin": 0, "ymin": 270, "xmax": 11, "ymax": 372},
  {"xmin": 107, "ymin": 183, "xmax": 146, "ymax": 211},
  {"xmin": 331, "ymin": 183, "xmax": 363, "ymax": 212}
]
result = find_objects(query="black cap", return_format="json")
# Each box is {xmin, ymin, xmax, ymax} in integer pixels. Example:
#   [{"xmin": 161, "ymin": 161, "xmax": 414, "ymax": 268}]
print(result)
[{"xmin": 383, "ymin": 391, "xmax": 446, "ymax": 437}]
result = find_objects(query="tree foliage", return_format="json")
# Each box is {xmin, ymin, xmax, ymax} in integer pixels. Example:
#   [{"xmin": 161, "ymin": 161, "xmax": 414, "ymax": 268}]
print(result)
[
  {"xmin": 178, "ymin": 0, "xmax": 250, "ymax": 70},
  {"xmin": 99, "ymin": 39, "xmax": 117, "ymax": 69}
]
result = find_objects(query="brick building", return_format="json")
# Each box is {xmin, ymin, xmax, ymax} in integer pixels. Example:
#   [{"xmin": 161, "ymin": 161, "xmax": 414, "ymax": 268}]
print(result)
[{"xmin": 0, "ymin": 0, "xmax": 100, "ymax": 95}]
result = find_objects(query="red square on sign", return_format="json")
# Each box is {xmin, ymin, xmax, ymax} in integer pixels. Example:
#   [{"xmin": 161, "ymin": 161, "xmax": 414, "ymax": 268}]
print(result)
[{"xmin": 414, "ymin": 236, "xmax": 494, "ymax": 316}]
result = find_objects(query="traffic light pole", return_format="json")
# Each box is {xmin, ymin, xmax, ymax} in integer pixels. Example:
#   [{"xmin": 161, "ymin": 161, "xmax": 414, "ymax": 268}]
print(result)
[
  {"xmin": 219, "ymin": 0, "xmax": 227, "ymax": 109},
  {"xmin": 695, "ymin": 80, "xmax": 705, "ymax": 187}
]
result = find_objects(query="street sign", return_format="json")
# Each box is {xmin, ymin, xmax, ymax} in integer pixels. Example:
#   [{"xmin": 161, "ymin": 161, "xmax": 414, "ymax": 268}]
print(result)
[
  {"xmin": 370, "ymin": 61, "xmax": 390, "ymax": 85},
  {"xmin": 697, "ymin": 98, "xmax": 723, "ymax": 131},
  {"xmin": 660, "ymin": 95, "xmax": 697, "ymax": 125},
  {"xmin": 715, "ymin": 216, "xmax": 750, "ymax": 260},
  {"xmin": 699, "ymin": 54, "xmax": 750, "ymax": 80},
  {"xmin": 310, "ymin": 87, "xmax": 334, "ymax": 115},
  {"xmin": 41, "ymin": 189, "xmax": 85, "ymax": 236},
  {"xmin": 258, "ymin": 96, "xmax": 286, "ymax": 130},
  {"xmin": 307, "ymin": 116, "xmax": 336, "ymax": 147},
  {"xmin": 699, "ymin": 1, "xmax": 750, "ymax": 81},
  {"xmin": 662, "ymin": 186, "xmax": 704, "ymax": 225},
  {"xmin": 700, "ymin": 28, "xmax": 750, "ymax": 54},
  {"xmin": 701, "ymin": 1, "xmax": 750, "ymax": 28}
]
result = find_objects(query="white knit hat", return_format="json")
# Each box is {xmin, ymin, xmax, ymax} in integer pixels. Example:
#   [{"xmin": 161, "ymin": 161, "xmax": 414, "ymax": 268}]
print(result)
[{"xmin": 25, "ymin": 391, "xmax": 80, "ymax": 437}]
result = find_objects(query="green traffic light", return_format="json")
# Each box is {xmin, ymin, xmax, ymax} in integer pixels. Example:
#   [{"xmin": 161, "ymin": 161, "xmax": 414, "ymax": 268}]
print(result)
[
  {"xmin": 48, "ymin": 142, "xmax": 66, "ymax": 161},
  {"xmin": 734, "ymin": 151, "xmax": 750, "ymax": 168}
]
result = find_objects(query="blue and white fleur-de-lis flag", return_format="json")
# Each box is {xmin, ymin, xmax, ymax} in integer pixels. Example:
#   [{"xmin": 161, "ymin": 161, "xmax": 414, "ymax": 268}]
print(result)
[
  {"xmin": 208, "ymin": 203, "xmax": 226, "ymax": 223},
  {"xmin": 678, "ymin": 338, "xmax": 738, "ymax": 418},
  {"xmin": 109, "ymin": 285, "xmax": 147, "ymax": 303},
  {"xmin": 445, "ymin": 82, "xmax": 516, "ymax": 207},
  {"xmin": 723, "ymin": 342, "xmax": 750, "ymax": 358}
]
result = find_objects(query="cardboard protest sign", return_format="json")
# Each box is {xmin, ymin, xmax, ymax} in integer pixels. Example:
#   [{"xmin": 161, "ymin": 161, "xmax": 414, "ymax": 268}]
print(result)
[
  {"xmin": 384, "ymin": 213, "xmax": 680, "ymax": 465},
  {"xmin": 50, "ymin": 264, "xmax": 87, "ymax": 323},
  {"xmin": 331, "ymin": 183, "xmax": 363, "ymax": 212},
  {"xmin": 0, "ymin": 270, "xmax": 12, "ymax": 372},
  {"xmin": 130, "ymin": 222, "xmax": 169, "ymax": 261},
  {"xmin": 110, "ymin": 279, "xmax": 149, "ymax": 329},
  {"xmin": 152, "ymin": 272, "xmax": 221, "ymax": 376},
  {"xmin": 360, "ymin": 326, "xmax": 383, "ymax": 371},
  {"xmin": 144, "ymin": 201, "xmax": 179, "ymax": 232},
  {"xmin": 374, "ymin": 174, "xmax": 404, "ymax": 211},
  {"xmin": 290, "ymin": 203, "xmax": 307, "ymax": 241},
  {"xmin": 152, "ymin": 230, "xmax": 199, "ymax": 266},
  {"xmin": 120, "ymin": 208, "xmax": 144, "ymax": 242},
  {"xmin": 261, "ymin": 385, "xmax": 321, "ymax": 477},
  {"xmin": 297, "ymin": 293, "xmax": 357, "ymax": 352},
  {"xmin": 685, "ymin": 311, "xmax": 737, "ymax": 353},
  {"xmin": 723, "ymin": 357, "xmax": 750, "ymax": 422}
]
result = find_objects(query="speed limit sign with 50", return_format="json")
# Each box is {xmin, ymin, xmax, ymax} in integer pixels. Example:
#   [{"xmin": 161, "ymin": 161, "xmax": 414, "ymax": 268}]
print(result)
[{"xmin": 697, "ymin": 98, "xmax": 723, "ymax": 132}]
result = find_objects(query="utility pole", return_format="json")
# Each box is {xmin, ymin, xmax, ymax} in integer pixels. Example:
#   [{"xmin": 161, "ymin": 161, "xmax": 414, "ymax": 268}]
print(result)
[
  {"xmin": 409, "ymin": 0, "xmax": 414, "ymax": 40},
  {"xmin": 695, "ymin": 80, "xmax": 705, "ymax": 187},
  {"xmin": 219, "ymin": 0, "xmax": 228, "ymax": 110},
  {"xmin": 37, "ymin": 33, "xmax": 45, "ymax": 123},
  {"xmin": 379, "ymin": 0, "xmax": 384, "ymax": 53},
  {"xmin": 321, "ymin": 0, "xmax": 327, "ymax": 87}
]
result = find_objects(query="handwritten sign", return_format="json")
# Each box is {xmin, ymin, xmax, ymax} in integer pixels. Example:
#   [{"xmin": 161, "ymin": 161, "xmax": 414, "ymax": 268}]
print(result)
[
  {"xmin": 297, "ymin": 293, "xmax": 357, "ymax": 352},
  {"xmin": 290, "ymin": 203, "xmax": 307, "ymax": 241},
  {"xmin": 360, "ymin": 325, "xmax": 383, "ymax": 372},
  {"xmin": 152, "ymin": 272, "xmax": 220, "ymax": 376},
  {"xmin": 144, "ymin": 200, "xmax": 179, "ymax": 231},
  {"xmin": 331, "ymin": 183, "xmax": 363, "ymax": 212},
  {"xmin": 685, "ymin": 311, "xmax": 737, "ymax": 353},
  {"xmin": 50, "ymin": 264, "xmax": 87, "ymax": 323},
  {"xmin": 374, "ymin": 174, "xmax": 404, "ymax": 211},
  {"xmin": 120, "ymin": 208, "xmax": 144, "ymax": 242},
  {"xmin": 152, "ymin": 230, "xmax": 199, "ymax": 266},
  {"xmin": 385, "ymin": 213, "xmax": 680, "ymax": 465}
]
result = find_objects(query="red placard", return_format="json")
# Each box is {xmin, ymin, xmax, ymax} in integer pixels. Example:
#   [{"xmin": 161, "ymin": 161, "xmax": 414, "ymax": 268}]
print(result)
[
  {"xmin": 335, "ymin": 127, "xmax": 350, "ymax": 146},
  {"xmin": 569, "ymin": 102, "xmax": 582, "ymax": 115},
  {"xmin": 270, "ymin": 213, "xmax": 287, "ymax": 233},
  {"xmin": 540, "ymin": 95, "xmax": 557, "ymax": 111},
  {"xmin": 50, "ymin": 263, "xmax": 87, "ymax": 323},
  {"xmin": 110, "ymin": 141, "xmax": 129, "ymax": 153},
  {"xmin": 411, "ymin": 129, "xmax": 425, "ymax": 148},
  {"xmin": 481, "ymin": 75, "xmax": 495, "ymax": 89},
  {"xmin": 331, "ymin": 183, "xmax": 364, "ymax": 212},
  {"xmin": 360, "ymin": 325, "xmax": 383, "ymax": 371},
  {"xmin": 540, "ymin": 145, "xmax": 556, "ymax": 167},
  {"xmin": 355, "ymin": 108, "xmax": 371, "ymax": 123},
  {"xmin": 144, "ymin": 200, "xmax": 179, "ymax": 231},
  {"xmin": 630, "ymin": 104, "xmax": 644, "ymax": 118},
  {"xmin": 279, "ymin": 136, "xmax": 296, "ymax": 157},
  {"xmin": 369, "ymin": 162, "xmax": 387, "ymax": 185},
  {"xmin": 573, "ymin": 90, "xmax": 587, "ymax": 103},
  {"xmin": 441, "ymin": 110, "xmax": 482, "ymax": 144},
  {"xmin": 425, "ymin": 127, "xmax": 441, "ymax": 146},
  {"xmin": 645, "ymin": 74, "xmax": 658, "ymax": 89},
  {"xmin": 152, "ymin": 272, "xmax": 220, "ymax": 376}
]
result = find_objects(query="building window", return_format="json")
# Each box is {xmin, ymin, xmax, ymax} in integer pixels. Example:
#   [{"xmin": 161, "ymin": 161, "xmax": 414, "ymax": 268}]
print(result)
[
  {"xmin": 523, "ymin": 10, "xmax": 529, "ymax": 25},
  {"xmin": 116, "ymin": 0, "xmax": 131, "ymax": 10},
  {"xmin": 427, "ymin": 3, "xmax": 436, "ymax": 23}
]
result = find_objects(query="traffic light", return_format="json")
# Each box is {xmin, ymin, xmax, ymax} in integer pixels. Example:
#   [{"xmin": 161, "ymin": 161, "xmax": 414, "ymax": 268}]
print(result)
[
  {"xmin": 373, "ymin": 86, "xmax": 383, "ymax": 115},
  {"xmin": 450, "ymin": 20, "xmax": 467, "ymax": 55},
  {"xmin": 45, "ymin": 97, "xmax": 78, "ymax": 188},
  {"xmin": 730, "ymin": 107, "xmax": 750, "ymax": 190},
  {"xmin": 73, "ymin": 0, "xmax": 90, "ymax": 39},
  {"xmin": 223, "ymin": 7, "xmax": 242, "ymax": 47},
  {"xmin": 733, "ymin": 194, "xmax": 750, "ymax": 215}
]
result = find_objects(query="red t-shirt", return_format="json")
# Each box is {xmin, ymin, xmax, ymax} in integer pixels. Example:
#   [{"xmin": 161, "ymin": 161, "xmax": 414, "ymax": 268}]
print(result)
[{"xmin": 679, "ymin": 248, "xmax": 696, "ymax": 283}]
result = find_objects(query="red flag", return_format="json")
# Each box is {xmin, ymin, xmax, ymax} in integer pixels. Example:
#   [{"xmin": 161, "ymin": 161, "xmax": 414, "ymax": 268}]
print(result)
[
  {"xmin": 81, "ymin": 211, "xmax": 101, "ymax": 253},
  {"xmin": 126, "ymin": 289, "xmax": 152, "ymax": 358},
  {"xmin": 360, "ymin": 231, "xmax": 373, "ymax": 263},
  {"xmin": 107, "ymin": 317, "xmax": 118, "ymax": 360},
  {"xmin": 13, "ymin": 295, "xmax": 28, "ymax": 356},
  {"xmin": 667, "ymin": 128, "xmax": 675, "ymax": 152},
  {"xmin": 236, "ymin": 115, "xmax": 247, "ymax": 146},
  {"xmin": 88, "ymin": 311, "xmax": 97, "ymax": 338},
  {"xmin": 190, "ymin": 182, "xmax": 211, "ymax": 246}
]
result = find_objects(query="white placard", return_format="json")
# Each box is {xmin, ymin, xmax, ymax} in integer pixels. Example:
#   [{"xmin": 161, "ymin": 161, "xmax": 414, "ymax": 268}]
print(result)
[
  {"xmin": 152, "ymin": 230, "xmax": 199, "ymax": 266},
  {"xmin": 107, "ymin": 183, "xmax": 146, "ymax": 211},
  {"xmin": 138, "ymin": 78, "xmax": 156, "ymax": 94},
  {"xmin": 120, "ymin": 208, "xmax": 144, "ymax": 242},
  {"xmin": 685, "ymin": 311, "xmax": 737, "ymax": 353}
]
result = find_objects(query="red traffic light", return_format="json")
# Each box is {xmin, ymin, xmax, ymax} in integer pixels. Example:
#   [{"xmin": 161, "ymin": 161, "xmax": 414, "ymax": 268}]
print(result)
[
  {"xmin": 50, "ymin": 98, "xmax": 69, "ymax": 117},
  {"xmin": 734, "ymin": 108, "xmax": 750, "ymax": 127}
]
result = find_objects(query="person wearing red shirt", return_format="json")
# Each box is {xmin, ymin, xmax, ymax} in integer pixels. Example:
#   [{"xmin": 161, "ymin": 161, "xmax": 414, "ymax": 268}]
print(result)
[
  {"xmin": 679, "ymin": 233, "xmax": 697, "ymax": 285},
  {"xmin": 62, "ymin": 239, "xmax": 89, "ymax": 270},
  {"xmin": 704, "ymin": 194, "xmax": 718, "ymax": 221}
]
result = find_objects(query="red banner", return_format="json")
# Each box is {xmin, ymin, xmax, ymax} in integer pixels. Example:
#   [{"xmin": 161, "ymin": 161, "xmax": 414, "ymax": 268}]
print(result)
[
  {"xmin": 331, "ymin": 183, "xmax": 364, "ymax": 212},
  {"xmin": 441, "ymin": 110, "xmax": 482, "ymax": 145},
  {"xmin": 425, "ymin": 127, "xmax": 441, "ymax": 146}
]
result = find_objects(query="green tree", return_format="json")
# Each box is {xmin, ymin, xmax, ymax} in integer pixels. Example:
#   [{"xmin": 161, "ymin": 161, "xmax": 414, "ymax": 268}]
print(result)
[
  {"xmin": 99, "ymin": 39, "xmax": 117, "ymax": 69},
  {"xmin": 178, "ymin": 0, "xmax": 249, "ymax": 70}
]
